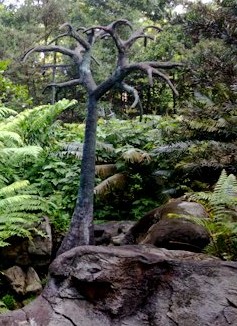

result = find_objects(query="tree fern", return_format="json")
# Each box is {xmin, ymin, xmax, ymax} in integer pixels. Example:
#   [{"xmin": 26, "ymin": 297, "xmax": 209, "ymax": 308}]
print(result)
[{"xmin": 61, "ymin": 141, "xmax": 115, "ymax": 161}]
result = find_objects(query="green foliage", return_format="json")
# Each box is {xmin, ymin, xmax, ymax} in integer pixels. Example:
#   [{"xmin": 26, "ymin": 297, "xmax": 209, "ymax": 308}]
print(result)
[
  {"xmin": 0, "ymin": 99, "xmax": 77, "ymax": 145},
  {"xmin": 0, "ymin": 179, "xmax": 50, "ymax": 246},
  {"xmin": 0, "ymin": 300, "xmax": 9, "ymax": 314},
  {"xmin": 0, "ymin": 100, "xmax": 77, "ymax": 241},
  {"xmin": 1, "ymin": 294, "xmax": 17, "ymax": 310},
  {"xmin": 188, "ymin": 170, "xmax": 237, "ymax": 260},
  {"xmin": 0, "ymin": 60, "xmax": 32, "ymax": 109}
]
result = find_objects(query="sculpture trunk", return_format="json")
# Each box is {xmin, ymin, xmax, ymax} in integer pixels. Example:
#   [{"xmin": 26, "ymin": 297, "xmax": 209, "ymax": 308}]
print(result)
[{"xmin": 57, "ymin": 95, "xmax": 97, "ymax": 255}]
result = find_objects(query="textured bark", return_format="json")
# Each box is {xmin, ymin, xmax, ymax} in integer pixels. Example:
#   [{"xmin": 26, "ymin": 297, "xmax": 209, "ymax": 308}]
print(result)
[
  {"xmin": 23, "ymin": 21, "xmax": 182, "ymax": 255},
  {"xmin": 0, "ymin": 246, "xmax": 236, "ymax": 326},
  {"xmin": 57, "ymin": 95, "xmax": 97, "ymax": 255}
]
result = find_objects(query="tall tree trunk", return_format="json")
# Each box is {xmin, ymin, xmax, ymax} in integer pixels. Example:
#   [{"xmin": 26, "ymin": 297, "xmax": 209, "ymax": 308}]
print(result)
[
  {"xmin": 57, "ymin": 95, "xmax": 97, "ymax": 255},
  {"xmin": 23, "ymin": 21, "xmax": 181, "ymax": 256}
]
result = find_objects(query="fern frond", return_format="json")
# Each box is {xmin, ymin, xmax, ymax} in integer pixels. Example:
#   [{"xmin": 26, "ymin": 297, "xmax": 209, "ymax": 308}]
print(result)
[
  {"xmin": 121, "ymin": 148, "xmax": 151, "ymax": 164},
  {"xmin": 96, "ymin": 141, "xmax": 115, "ymax": 153},
  {"xmin": 152, "ymin": 141, "xmax": 193, "ymax": 154},
  {"xmin": 94, "ymin": 173, "xmax": 127, "ymax": 196},
  {"xmin": 95, "ymin": 164, "xmax": 117, "ymax": 179},
  {"xmin": 0, "ymin": 146, "xmax": 42, "ymax": 162},
  {"xmin": 0, "ymin": 180, "xmax": 30, "ymax": 197},
  {"xmin": 0, "ymin": 195, "xmax": 41, "ymax": 212},
  {"xmin": 0, "ymin": 131, "xmax": 23, "ymax": 147},
  {"xmin": 60, "ymin": 142, "xmax": 83, "ymax": 159},
  {"xmin": 61, "ymin": 141, "xmax": 115, "ymax": 160},
  {"xmin": 0, "ymin": 107, "xmax": 17, "ymax": 119}
]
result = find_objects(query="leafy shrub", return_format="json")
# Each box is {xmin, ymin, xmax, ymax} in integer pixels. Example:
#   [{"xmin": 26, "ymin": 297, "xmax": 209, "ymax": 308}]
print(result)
[{"xmin": 1, "ymin": 294, "xmax": 17, "ymax": 310}]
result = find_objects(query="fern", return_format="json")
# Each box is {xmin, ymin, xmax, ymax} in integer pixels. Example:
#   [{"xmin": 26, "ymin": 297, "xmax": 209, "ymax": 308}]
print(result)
[
  {"xmin": 0, "ymin": 107, "xmax": 17, "ymax": 120},
  {"xmin": 0, "ymin": 131, "xmax": 23, "ymax": 148},
  {"xmin": 95, "ymin": 164, "xmax": 117, "ymax": 179},
  {"xmin": 188, "ymin": 170, "xmax": 237, "ymax": 260},
  {"xmin": 0, "ymin": 99, "xmax": 76, "ymax": 144},
  {"xmin": 94, "ymin": 173, "xmax": 127, "ymax": 196},
  {"xmin": 121, "ymin": 148, "xmax": 151, "ymax": 164},
  {"xmin": 60, "ymin": 141, "xmax": 115, "ymax": 162},
  {"xmin": 0, "ymin": 180, "xmax": 50, "ymax": 246},
  {"xmin": 0, "ymin": 146, "xmax": 42, "ymax": 160}
]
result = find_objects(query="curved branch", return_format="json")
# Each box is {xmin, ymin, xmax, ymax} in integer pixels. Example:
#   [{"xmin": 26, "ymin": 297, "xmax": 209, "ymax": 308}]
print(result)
[
  {"xmin": 48, "ymin": 33, "xmax": 68, "ymax": 45},
  {"xmin": 60, "ymin": 23, "xmax": 90, "ymax": 50},
  {"xmin": 85, "ymin": 19, "xmax": 133, "ymax": 51},
  {"xmin": 146, "ymin": 61, "xmax": 184, "ymax": 69},
  {"xmin": 124, "ymin": 25, "xmax": 162, "ymax": 50},
  {"xmin": 22, "ymin": 45, "xmax": 76, "ymax": 62},
  {"xmin": 85, "ymin": 19, "xmax": 133, "ymax": 35},
  {"xmin": 119, "ymin": 82, "xmax": 143, "ymax": 121},
  {"xmin": 94, "ymin": 60, "xmax": 181, "ymax": 99},
  {"xmin": 42, "ymin": 78, "xmax": 82, "ymax": 93},
  {"xmin": 152, "ymin": 68, "xmax": 179, "ymax": 96},
  {"xmin": 143, "ymin": 25, "xmax": 162, "ymax": 33},
  {"xmin": 119, "ymin": 82, "xmax": 140, "ymax": 108}
]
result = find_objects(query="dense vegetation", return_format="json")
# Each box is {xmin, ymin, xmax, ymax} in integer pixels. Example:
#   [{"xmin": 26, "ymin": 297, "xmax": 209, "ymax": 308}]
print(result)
[{"xmin": 0, "ymin": 0, "xmax": 236, "ymax": 259}]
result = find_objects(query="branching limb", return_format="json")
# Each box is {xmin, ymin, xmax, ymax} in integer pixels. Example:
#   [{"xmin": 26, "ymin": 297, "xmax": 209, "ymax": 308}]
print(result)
[
  {"xmin": 145, "ymin": 61, "xmax": 184, "ymax": 69},
  {"xmin": 48, "ymin": 33, "xmax": 69, "ymax": 45},
  {"xmin": 126, "ymin": 62, "xmax": 179, "ymax": 95},
  {"xmin": 85, "ymin": 19, "xmax": 133, "ymax": 52},
  {"xmin": 22, "ymin": 45, "xmax": 76, "ymax": 62},
  {"xmin": 119, "ymin": 82, "xmax": 143, "ymax": 121},
  {"xmin": 124, "ymin": 25, "xmax": 162, "ymax": 50},
  {"xmin": 94, "ymin": 60, "xmax": 180, "ymax": 99},
  {"xmin": 60, "ymin": 23, "xmax": 90, "ymax": 50},
  {"xmin": 152, "ymin": 68, "xmax": 178, "ymax": 96},
  {"xmin": 42, "ymin": 78, "xmax": 82, "ymax": 93},
  {"xmin": 119, "ymin": 82, "xmax": 140, "ymax": 108}
]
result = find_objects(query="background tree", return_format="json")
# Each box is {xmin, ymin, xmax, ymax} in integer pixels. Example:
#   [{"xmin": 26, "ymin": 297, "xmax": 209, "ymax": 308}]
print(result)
[{"xmin": 23, "ymin": 20, "xmax": 182, "ymax": 254}]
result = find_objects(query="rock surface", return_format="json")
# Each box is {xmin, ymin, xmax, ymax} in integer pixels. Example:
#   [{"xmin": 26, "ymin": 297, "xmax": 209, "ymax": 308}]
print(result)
[
  {"xmin": 122, "ymin": 199, "xmax": 209, "ymax": 246},
  {"xmin": 141, "ymin": 218, "xmax": 210, "ymax": 251},
  {"xmin": 3, "ymin": 266, "xmax": 42, "ymax": 295},
  {"xmin": 0, "ymin": 245, "xmax": 236, "ymax": 326},
  {"xmin": 0, "ymin": 217, "xmax": 53, "ymax": 270},
  {"xmin": 94, "ymin": 221, "xmax": 135, "ymax": 245}
]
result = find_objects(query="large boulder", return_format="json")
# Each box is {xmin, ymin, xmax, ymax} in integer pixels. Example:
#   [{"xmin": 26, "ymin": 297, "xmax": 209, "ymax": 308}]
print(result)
[
  {"xmin": 0, "ymin": 245, "xmax": 236, "ymax": 325},
  {"xmin": 3, "ymin": 266, "xmax": 42, "ymax": 296},
  {"xmin": 122, "ymin": 199, "xmax": 209, "ymax": 248},
  {"xmin": 141, "ymin": 218, "xmax": 210, "ymax": 251}
]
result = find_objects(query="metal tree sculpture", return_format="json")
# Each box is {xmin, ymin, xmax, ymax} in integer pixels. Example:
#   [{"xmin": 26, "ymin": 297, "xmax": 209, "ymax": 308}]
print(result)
[{"xmin": 23, "ymin": 20, "xmax": 182, "ymax": 254}]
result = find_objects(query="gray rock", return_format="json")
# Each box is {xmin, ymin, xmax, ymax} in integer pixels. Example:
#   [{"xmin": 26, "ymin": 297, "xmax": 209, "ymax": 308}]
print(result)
[
  {"xmin": 0, "ymin": 245, "xmax": 236, "ymax": 325},
  {"xmin": 28, "ymin": 216, "xmax": 52, "ymax": 265},
  {"xmin": 94, "ymin": 221, "xmax": 135, "ymax": 245},
  {"xmin": 0, "ymin": 217, "xmax": 53, "ymax": 269},
  {"xmin": 141, "ymin": 218, "xmax": 210, "ymax": 251},
  {"xmin": 123, "ymin": 199, "xmax": 209, "ymax": 246},
  {"xmin": 25, "ymin": 267, "xmax": 42, "ymax": 294},
  {"xmin": 3, "ymin": 266, "xmax": 42, "ymax": 295},
  {"xmin": 3, "ymin": 266, "xmax": 26, "ymax": 295}
]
